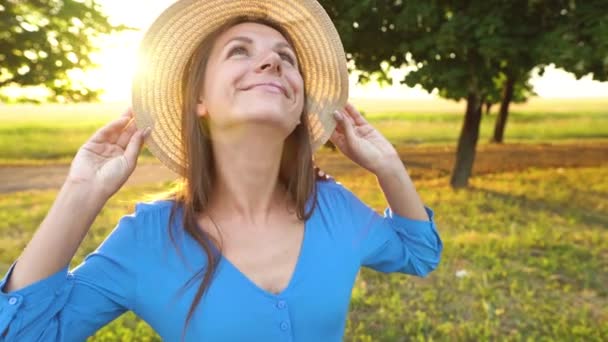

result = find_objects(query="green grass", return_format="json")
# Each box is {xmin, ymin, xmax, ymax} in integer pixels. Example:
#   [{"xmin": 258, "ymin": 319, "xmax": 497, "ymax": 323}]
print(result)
[
  {"xmin": 1, "ymin": 166, "xmax": 606, "ymax": 340},
  {"xmin": 344, "ymin": 166, "xmax": 607, "ymax": 341},
  {"xmin": 374, "ymin": 111, "xmax": 608, "ymax": 145},
  {"xmin": 2, "ymin": 111, "xmax": 605, "ymax": 162},
  {"xmin": 1, "ymin": 99, "xmax": 607, "ymax": 163}
]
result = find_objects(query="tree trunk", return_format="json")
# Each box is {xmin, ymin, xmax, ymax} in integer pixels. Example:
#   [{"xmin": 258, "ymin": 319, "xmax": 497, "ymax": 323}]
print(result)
[
  {"xmin": 485, "ymin": 102, "xmax": 492, "ymax": 115},
  {"xmin": 450, "ymin": 92, "xmax": 483, "ymax": 188},
  {"xmin": 492, "ymin": 75, "xmax": 515, "ymax": 143}
]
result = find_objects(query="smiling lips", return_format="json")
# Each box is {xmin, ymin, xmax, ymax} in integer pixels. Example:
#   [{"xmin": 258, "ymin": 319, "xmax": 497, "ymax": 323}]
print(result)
[{"xmin": 242, "ymin": 81, "xmax": 288, "ymax": 98}]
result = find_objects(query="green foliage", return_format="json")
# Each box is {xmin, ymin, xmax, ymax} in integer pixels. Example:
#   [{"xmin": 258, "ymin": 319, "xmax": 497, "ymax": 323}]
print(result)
[
  {"xmin": 1, "ymin": 167, "xmax": 606, "ymax": 340},
  {"xmin": 320, "ymin": 0, "xmax": 608, "ymax": 186},
  {"xmin": 321, "ymin": 0, "xmax": 571, "ymax": 102},
  {"xmin": 542, "ymin": 1, "xmax": 608, "ymax": 81},
  {"xmin": 483, "ymin": 72, "xmax": 535, "ymax": 108},
  {"xmin": 319, "ymin": 1, "xmax": 508, "ymax": 185},
  {"xmin": 323, "ymin": 0, "xmax": 607, "ymax": 98},
  {"xmin": 0, "ymin": 0, "xmax": 130, "ymax": 102}
]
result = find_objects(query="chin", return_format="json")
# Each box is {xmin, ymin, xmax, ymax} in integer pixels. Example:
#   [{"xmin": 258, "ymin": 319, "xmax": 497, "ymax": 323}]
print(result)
[{"xmin": 235, "ymin": 104, "xmax": 296, "ymax": 125}]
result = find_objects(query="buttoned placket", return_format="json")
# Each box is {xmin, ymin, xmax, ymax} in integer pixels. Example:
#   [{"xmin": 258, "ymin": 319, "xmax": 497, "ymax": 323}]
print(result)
[
  {"xmin": 274, "ymin": 298, "xmax": 293, "ymax": 340},
  {"xmin": 0, "ymin": 295, "xmax": 23, "ymax": 336}
]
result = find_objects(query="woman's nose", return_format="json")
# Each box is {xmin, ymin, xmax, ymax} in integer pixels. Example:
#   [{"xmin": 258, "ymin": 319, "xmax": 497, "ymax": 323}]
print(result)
[{"xmin": 256, "ymin": 52, "xmax": 282, "ymax": 74}]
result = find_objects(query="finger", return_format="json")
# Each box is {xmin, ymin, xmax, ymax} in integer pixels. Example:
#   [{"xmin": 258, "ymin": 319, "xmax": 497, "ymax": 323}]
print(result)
[
  {"xmin": 90, "ymin": 108, "xmax": 135, "ymax": 144},
  {"xmin": 124, "ymin": 128, "xmax": 150, "ymax": 170},
  {"xmin": 338, "ymin": 107, "xmax": 356, "ymax": 126},
  {"xmin": 334, "ymin": 110, "xmax": 357, "ymax": 142},
  {"xmin": 333, "ymin": 118, "xmax": 345, "ymax": 134},
  {"xmin": 329, "ymin": 129, "xmax": 345, "ymax": 147},
  {"xmin": 90, "ymin": 116, "xmax": 131, "ymax": 143},
  {"xmin": 344, "ymin": 102, "xmax": 367, "ymax": 125},
  {"xmin": 355, "ymin": 124, "xmax": 375, "ymax": 137},
  {"xmin": 120, "ymin": 107, "xmax": 134, "ymax": 119},
  {"xmin": 116, "ymin": 118, "xmax": 138, "ymax": 149}
]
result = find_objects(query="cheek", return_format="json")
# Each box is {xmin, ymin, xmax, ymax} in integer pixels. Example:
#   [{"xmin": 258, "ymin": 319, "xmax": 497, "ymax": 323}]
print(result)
[
  {"xmin": 200, "ymin": 66, "xmax": 217, "ymax": 103},
  {"xmin": 201, "ymin": 67, "xmax": 233, "ymax": 109},
  {"xmin": 289, "ymin": 72, "xmax": 305, "ymax": 104}
]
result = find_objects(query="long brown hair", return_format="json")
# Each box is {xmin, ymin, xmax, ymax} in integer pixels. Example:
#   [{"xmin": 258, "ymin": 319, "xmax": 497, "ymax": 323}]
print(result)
[{"xmin": 154, "ymin": 16, "xmax": 322, "ymax": 340}]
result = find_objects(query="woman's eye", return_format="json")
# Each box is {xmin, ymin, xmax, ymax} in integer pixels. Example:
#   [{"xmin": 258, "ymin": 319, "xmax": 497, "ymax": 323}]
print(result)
[
  {"xmin": 280, "ymin": 52, "xmax": 295, "ymax": 66},
  {"xmin": 228, "ymin": 46, "xmax": 248, "ymax": 57},
  {"xmin": 228, "ymin": 46, "xmax": 294, "ymax": 65}
]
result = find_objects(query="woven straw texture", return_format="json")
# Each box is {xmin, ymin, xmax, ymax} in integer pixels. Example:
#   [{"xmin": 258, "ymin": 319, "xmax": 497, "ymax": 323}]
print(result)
[{"xmin": 132, "ymin": 0, "xmax": 349, "ymax": 176}]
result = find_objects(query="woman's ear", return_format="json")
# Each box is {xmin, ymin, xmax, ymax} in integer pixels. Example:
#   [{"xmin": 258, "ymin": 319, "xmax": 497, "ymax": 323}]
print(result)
[{"xmin": 196, "ymin": 97, "xmax": 208, "ymax": 117}]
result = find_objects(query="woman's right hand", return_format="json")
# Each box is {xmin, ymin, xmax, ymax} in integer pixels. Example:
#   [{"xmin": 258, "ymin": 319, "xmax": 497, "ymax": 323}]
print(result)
[{"xmin": 66, "ymin": 108, "xmax": 151, "ymax": 200}]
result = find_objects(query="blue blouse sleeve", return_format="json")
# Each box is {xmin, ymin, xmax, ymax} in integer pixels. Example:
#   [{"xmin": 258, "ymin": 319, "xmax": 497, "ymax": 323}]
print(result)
[
  {"xmin": 0, "ymin": 202, "xmax": 151, "ymax": 341},
  {"xmin": 329, "ymin": 180, "xmax": 442, "ymax": 276}
]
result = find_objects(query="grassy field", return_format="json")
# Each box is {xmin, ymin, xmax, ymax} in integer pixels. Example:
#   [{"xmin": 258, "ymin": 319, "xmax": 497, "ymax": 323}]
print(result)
[
  {"xmin": 1, "ymin": 98, "xmax": 606, "ymax": 340},
  {"xmin": 0, "ymin": 166, "xmax": 606, "ymax": 341},
  {"xmin": 1, "ymin": 98, "xmax": 607, "ymax": 164}
]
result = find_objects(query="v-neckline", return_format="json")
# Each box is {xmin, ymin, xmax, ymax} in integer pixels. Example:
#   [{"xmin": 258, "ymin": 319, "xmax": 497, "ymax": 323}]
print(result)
[
  {"xmin": 186, "ymin": 191, "xmax": 318, "ymax": 299},
  {"xmin": 220, "ymin": 217, "xmax": 309, "ymax": 298},
  {"xmin": 193, "ymin": 209, "xmax": 313, "ymax": 299}
]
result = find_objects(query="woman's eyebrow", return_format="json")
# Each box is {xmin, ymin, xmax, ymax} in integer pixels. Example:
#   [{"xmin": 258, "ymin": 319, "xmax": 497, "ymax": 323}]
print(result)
[{"xmin": 224, "ymin": 36, "xmax": 295, "ymax": 53}]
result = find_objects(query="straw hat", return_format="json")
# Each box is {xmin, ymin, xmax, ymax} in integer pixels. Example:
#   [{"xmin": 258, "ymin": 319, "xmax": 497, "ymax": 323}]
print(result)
[{"xmin": 132, "ymin": 0, "xmax": 349, "ymax": 176}]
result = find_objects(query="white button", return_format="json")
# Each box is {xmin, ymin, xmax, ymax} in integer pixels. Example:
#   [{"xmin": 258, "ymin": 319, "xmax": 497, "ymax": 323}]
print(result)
[
  {"xmin": 8, "ymin": 297, "xmax": 18, "ymax": 305},
  {"xmin": 276, "ymin": 300, "xmax": 286, "ymax": 309},
  {"xmin": 280, "ymin": 321, "xmax": 289, "ymax": 331}
]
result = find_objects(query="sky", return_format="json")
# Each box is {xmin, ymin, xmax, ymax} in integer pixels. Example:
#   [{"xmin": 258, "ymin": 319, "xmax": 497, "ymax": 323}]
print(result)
[{"xmin": 77, "ymin": 0, "xmax": 608, "ymax": 102}]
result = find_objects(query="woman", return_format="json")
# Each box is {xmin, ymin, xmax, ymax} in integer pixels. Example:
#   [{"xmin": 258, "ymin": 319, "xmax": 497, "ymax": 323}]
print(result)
[{"xmin": 0, "ymin": 0, "xmax": 442, "ymax": 341}]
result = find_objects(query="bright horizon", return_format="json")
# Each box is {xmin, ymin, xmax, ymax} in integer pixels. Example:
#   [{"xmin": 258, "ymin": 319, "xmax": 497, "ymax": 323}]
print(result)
[{"xmin": 5, "ymin": 0, "xmax": 608, "ymax": 102}]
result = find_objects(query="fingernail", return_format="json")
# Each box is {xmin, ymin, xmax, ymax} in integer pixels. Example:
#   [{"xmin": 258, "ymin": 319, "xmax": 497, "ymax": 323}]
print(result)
[
  {"xmin": 143, "ymin": 127, "xmax": 152, "ymax": 137},
  {"xmin": 333, "ymin": 110, "xmax": 342, "ymax": 120}
]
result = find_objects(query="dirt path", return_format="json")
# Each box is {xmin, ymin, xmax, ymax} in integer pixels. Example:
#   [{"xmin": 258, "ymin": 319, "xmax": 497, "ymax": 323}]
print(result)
[
  {"xmin": 314, "ymin": 141, "xmax": 608, "ymax": 179},
  {"xmin": 0, "ymin": 163, "xmax": 178, "ymax": 194},
  {"xmin": 1, "ymin": 142, "xmax": 607, "ymax": 193}
]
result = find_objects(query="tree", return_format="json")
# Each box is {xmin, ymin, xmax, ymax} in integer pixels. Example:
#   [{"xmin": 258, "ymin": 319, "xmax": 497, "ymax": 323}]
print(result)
[
  {"xmin": 0, "ymin": 0, "xmax": 128, "ymax": 102},
  {"xmin": 322, "ymin": 0, "xmax": 505, "ymax": 187},
  {"xmin": 491, "ymin": 0, "xmax": 608, "ymax": 144},
  {"xmin": 482, "ymin": 74, "xmax": 533, "ymax": 117},
  {"xmin": 491, "ymin": 72, "xmax": 535, "ymax": 143},
  {"xmin": 481, "ymin": 1, "xmax": 549, "ymax": 145},
  {"xmin": 321, "ymin": 0, "xmax": 586, "ymax": 187},
  {"xmin": 543, "ymin": 0, "xmax": 608, "ymax": 82}
]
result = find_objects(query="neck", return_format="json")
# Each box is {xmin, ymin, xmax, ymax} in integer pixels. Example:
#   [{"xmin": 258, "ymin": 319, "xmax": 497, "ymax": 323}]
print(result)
[{"xmin": 207, "ymin": 123, "xmax": 287, "ymax": 226}]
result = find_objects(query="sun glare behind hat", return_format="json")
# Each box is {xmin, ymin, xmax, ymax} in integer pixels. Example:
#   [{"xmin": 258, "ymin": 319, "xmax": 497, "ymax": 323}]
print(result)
[{"xmin": 132, "ymin": 0, "xmax": 349, "ymax": 176}]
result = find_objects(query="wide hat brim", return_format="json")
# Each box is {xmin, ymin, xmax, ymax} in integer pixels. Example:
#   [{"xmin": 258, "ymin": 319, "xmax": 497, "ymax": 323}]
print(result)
[{"xmin": 132, "ymin": 0, "xmax": 349, "ymax": 176}]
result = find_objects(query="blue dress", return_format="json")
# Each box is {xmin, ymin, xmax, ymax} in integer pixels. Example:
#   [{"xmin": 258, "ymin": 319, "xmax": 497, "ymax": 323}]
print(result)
[{"xmin": 0, "ymin": 179, "xmax": 442, "ymax": 341}]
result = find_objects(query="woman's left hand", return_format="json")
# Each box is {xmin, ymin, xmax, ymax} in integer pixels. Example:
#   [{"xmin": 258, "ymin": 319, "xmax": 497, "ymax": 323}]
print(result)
[{"xmin": 329, "ymin": 102, "xmax": 401, "ymax": 175}]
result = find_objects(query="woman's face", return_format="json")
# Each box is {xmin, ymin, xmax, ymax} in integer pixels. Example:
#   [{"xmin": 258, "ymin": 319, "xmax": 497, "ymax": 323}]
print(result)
[{"xmin": 197, "ymin": 22, "xmax": 305, "ymax": 137}]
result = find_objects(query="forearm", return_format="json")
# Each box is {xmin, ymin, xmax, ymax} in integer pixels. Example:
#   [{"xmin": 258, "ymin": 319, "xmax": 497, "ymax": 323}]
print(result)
[
  {"xmin": 375, "ymin": 159, "xmax": 429, "ymax": 221},
  {"xmin": 4, "ymin": 180, "xmax": 107, "ymax": 292}
]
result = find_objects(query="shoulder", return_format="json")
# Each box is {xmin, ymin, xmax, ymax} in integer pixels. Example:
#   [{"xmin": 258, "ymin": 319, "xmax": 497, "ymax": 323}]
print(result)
[
  {"xmin": 314, "ymin": 178, "xmax": 360, "ymax": 214},
  {"xmin": 115, "ymin": 199, "xmax": 174, "ymax": 226},
  {"xmin": 132, "ymin": 199, "xmax": 176, "ymax": 216},
  {"xmin": 119, "ymin": 199, "xmax": 178, "ymax": 235},
  {"xmin": 316, "ymin": 177, "xmax": 354, "ymax": 199}
]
